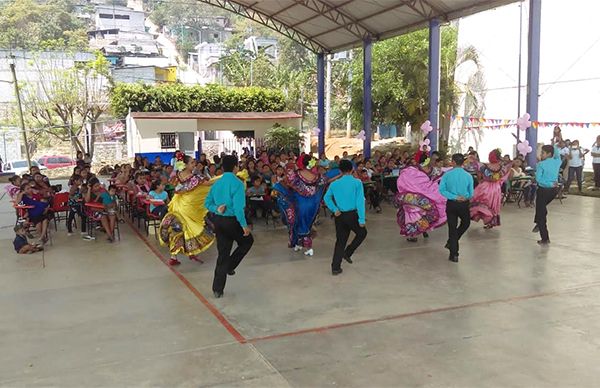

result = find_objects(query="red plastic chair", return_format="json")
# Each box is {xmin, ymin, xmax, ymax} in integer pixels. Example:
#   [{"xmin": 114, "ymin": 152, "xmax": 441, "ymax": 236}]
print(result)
[{"xmin": 51, "ymin": 192, "xmax": 70, "ymax": 230}]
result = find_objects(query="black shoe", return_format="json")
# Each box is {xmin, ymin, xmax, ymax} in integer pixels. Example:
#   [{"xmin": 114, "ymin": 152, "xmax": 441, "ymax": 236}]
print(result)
[
  {"xmin": 423, "ymin": 232, "xmax": 429, "ymax": 238},
  {"xmin": 407, "ymin": 237, "xmax": 418, "ymax": 242},
  {"xmin": 448, "ymin": 255, "xmax": 459, "ymax": 263},
  {"xmin": 532, "ymin": 225, "xmax": 539, "ymax": 233},
  {"xmin": 213, "ymin": 291, "xmax": 224, "ymax": 298},
  {"xmin": 228, "ymin": 270, "xmax": 236, "ymax": 276},
  {"xmin": 343, "ymin": 255, "xmax": 353, "ymax": 264},
  {"xmin": 537, "ymin": 240, "xmax": 550, "ymax": 246},
  {"xmin": 332, "ymin": 268, "xmax": 343, "ymax": 276}
]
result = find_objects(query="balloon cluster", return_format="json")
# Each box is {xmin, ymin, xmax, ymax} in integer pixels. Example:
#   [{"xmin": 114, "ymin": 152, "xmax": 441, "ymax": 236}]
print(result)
[
  {"xmin": 420, "ymin": 120, "xmax": 433, "ymax": 135},
  {"xmin": 356, "ymin": 130, "xmax": 366, "ymax": 141},
  {"xmin": 419, "ymin": 138, "xmax": 431, "ymax": 151},
  {"xmin": 517, "ymin": 140, "xmax": 533, "ymax": 156},
  {"xmin": 516, "ymin": 113, "xmax": 531, "ymax": 131},
  {"xmin": 312, "ymin": 127, "xmax": 321, "ymax": 136}
]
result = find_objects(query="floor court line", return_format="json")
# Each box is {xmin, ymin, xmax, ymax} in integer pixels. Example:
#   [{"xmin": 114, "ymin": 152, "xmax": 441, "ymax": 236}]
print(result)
[
  {"xmin": 126, "ymin": 221, "xmax": 247, "ymax": 344},
  {"xmin": 128, "ymin": 219, "xmax": 600, "ymax": 346}
]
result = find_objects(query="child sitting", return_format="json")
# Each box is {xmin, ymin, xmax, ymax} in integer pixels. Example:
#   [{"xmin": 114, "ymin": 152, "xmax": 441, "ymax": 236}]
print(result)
[
  {"xmin": 99, "ymin": 184, "xmax": 118, "ymax": 242},
  {"xmin": 148, "ymin": 180, "xmax": 169, "ymax": 219},
  {"xmin": 5, "ymin": 175, "xmax": 21, "ymax": 200},
  {"xmin": 13, "ymin": 224, "xmax": 43, "ymax": 254},
  {"xmin": 246, "ymin": 176, "xmax": 275, "ymax": 219},
  {"xmin": 67, "ymin": 175, "xmax": 87, "ymax": 237}
]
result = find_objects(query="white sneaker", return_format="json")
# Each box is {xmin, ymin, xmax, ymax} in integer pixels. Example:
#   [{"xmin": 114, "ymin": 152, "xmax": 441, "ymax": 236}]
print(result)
[
  {"xmin": 83, "ymin": 235, "xmax": 96, "ymax": 241},
  {"xmin": 304, "ymin": 249, "xmax": 314, "ymax": 257},
  {"xmin": 293, "ymin": 245, "xmax": 303, "ymax": 252}
]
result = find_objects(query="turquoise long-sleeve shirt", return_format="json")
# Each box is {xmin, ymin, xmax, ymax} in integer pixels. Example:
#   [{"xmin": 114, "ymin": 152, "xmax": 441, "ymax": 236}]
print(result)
[
  {"xmin": 439, "ymin": 167, "xmax": 474, "ymax": 201},
  {"xmin": 205, "ymin": 172, "xmax": 248, "ymax": 228},
  {"xmin": 536, "ymin": 145, "xmax": 561, "ymax": 188},
  {"xmin": 324, "ymin": 174, "xmax": 366, "ymax": 224}
]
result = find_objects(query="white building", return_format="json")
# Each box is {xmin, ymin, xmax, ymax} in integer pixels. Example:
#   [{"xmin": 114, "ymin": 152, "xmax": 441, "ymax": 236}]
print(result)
[
  {"xmin": 95, "ymin": 5, "xmax": 145, "ymax": 32},
  {"xmin": 188, "ymin": 42, "xmax": 222, "ymax": 83},
  {"xmin": 243, "ymin": 36, "xmax": 279, "ymax": 60}
]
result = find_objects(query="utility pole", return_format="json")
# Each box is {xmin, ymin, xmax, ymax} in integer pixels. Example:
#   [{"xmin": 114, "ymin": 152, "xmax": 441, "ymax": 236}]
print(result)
[
  {"xmin": 325, "ymin": 54, "xmax": 331, "ymax": 138},
  {"xmin": 9, "ymin": 61, "xmax": 32, "ymax": 169}
]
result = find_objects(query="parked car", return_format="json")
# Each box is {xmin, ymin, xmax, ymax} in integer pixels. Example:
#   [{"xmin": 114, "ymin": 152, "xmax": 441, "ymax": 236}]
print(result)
[
  {"xmin": 3, "ymin": 160, "xmax": 47, "ymax": 175},
  {"xmin": 37, "ymin": 155, "xmax": 75, "ymax": 169}
]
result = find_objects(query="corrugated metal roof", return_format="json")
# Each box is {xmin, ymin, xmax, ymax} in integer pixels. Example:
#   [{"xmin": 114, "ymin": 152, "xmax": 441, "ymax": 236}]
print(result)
[{"xmin": 200, "ymin": 0, "xmax": 518, "ymax": 52}]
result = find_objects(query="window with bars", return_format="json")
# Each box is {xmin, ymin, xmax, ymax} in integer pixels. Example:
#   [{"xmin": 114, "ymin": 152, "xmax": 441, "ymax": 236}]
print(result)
[{"xmin": 160, "ymin": 133, "xmax": 177, "ymax": 149}]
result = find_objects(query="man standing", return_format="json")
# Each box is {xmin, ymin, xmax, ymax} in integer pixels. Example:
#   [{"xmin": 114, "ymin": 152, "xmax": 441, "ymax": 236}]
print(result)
[
  {"xmin": 439, "ymin": 153, "xmax": 474, "ymax": 263},
  {"xmin": 533, "ymin": 144, "xmax": 562, "ymax": 245},
  {"xmin": 205, "ymin": 155, "xmax": 254, "ymax": 298},
  {"xmin": 324, "ymin": 159, "xmax": 367, "ymax": 275},
  {"xmin": 592, "ymin": 135, "xmax": 600, "ymax": 190}
]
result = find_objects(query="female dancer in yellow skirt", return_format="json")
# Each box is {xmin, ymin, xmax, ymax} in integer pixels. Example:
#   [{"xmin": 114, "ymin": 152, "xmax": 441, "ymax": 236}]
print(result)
[{"xmin": 159, "ymin": 153, "xmax": 215, "ymax": 266}]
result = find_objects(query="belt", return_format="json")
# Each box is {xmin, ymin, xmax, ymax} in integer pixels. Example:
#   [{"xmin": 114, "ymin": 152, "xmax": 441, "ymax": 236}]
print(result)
[
  {"xmin": 214, "ymin": 214, "xmax": 236, "ymax": 219},
  {"xmin": 340, "ymin": 209, "xmax": 357, "ymax": 214}
]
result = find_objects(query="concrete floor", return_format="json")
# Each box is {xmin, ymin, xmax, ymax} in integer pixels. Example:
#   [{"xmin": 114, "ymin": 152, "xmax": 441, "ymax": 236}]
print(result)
[{"xmin": 1, "ymin": 189, "xmax": 600, "ymax": 387}]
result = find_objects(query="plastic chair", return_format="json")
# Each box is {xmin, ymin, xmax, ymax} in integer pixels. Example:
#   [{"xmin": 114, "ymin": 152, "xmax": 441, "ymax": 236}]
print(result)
[
  {"xmin": 144, "ymin": 202, "xmax": 161, "ymax": 238},
  {"xmin": 50, "ymin": 192, "xmax": 70, "ymax": 230}
]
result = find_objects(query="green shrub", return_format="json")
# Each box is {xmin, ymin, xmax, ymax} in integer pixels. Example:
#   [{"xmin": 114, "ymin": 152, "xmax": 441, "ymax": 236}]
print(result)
[
  {"xmin": 110, "ymin": 83, "xmax": 286, "ymax": 118},
  {"xmin": 264, "ymin": 124, "xmax": 304, "ymax": 153}
]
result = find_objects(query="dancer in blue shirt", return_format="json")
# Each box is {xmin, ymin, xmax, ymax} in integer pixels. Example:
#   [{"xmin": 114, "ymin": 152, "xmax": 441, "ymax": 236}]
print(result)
[
  {"xmin": 439, "ymin": 153, "xmax": 474, "ymax": 263},
  {"xmin": 324, "ymin": 159, "xmax": 367, "ymax": 275},
  {"xmin": 205, "ymin": 155, "xmax": 254, "ymax": 298},
  {"xmin": 533, "ymin": 144, "xmax": 561, "ymax": 245}
]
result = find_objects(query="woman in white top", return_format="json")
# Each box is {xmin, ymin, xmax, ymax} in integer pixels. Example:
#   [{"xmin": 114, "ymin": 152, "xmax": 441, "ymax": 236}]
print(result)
[
  {"xmin": 591, "ymin": 135, "xmax": 600, "ymax": 189},
  {"xmin": 565, "ymin": 139, "xmax": 589, "ymax": 193}
]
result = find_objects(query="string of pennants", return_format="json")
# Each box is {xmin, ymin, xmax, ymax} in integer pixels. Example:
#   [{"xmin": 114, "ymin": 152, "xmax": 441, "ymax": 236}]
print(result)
[{"xmin": 448, "ymin": 115, "xmax": 600, "ymax": 130}]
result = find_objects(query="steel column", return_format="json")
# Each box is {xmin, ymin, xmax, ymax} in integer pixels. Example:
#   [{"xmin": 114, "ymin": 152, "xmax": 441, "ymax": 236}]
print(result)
[
  {"xmin": 363, "ymin": 37, "xmax": 372, "ymax": 159},
  {"xmin": 428, "ymin": 19, "xmax": 441, "ymax": 151},
  {"xmin": 526, "ymin": 0, "xmax": 542, "ymax": 167},
  {"xmin": 317, "ymin": 52, "xmax": 326, "ymax": 156}
]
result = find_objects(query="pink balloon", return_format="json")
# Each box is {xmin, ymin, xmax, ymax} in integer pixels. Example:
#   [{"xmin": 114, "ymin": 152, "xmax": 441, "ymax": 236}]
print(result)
[
  {"xmin": 312, "ymin": 127, "xmax": 321, "ymax": 136},
  {"xmin": 420, "ymin": 120, "xmax": 433, "ymax": 134},
  {"xmin": 517, "ymin": 113, "xmax": 532, "ymax": 131},
  {"xmin": 356, "ymin": 130, "xmax": 366, "ymax": 141},
  {"xmin": 527, "ymin": 146, "xmax": 533, "ymax": 153}
]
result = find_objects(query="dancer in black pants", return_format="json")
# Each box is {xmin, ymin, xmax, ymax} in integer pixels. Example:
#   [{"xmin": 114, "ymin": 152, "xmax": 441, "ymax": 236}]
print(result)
[
  {"xmin": 532, "ymin": 144, "xmax": 562, "ymax": 245},
  {"xmin": 439, "ymin": 154, "xmax": 474, "ymax": 263},
  {"xmin": 324, "ymin": 160, "xmax": 367, "ymax": 275},
  {"xmin": 205, "ymin": 155, "xmax": 254, "ymax": 298}
]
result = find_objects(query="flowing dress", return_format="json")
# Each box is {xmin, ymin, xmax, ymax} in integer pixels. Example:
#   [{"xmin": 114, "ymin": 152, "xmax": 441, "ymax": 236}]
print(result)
[
  {"xmin": 395, "ymin": 166, "xmax": 447, "ymax": 237},
  {"xmin": 470, "ymin": 163, "xmax": 512, "ymax": 227},
  {"xmin": 273, "ymin": 167, "xmax": 326, "ymax": 248},
  {"xmin": 158, "ymin": 173, "xmax": 215, "ymax": 256}
]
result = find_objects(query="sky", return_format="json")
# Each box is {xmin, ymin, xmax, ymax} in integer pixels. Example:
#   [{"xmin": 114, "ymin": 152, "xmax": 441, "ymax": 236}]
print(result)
[{"xmin": 454, "ymin": 0, "xmax": 600, "ymax": 168}]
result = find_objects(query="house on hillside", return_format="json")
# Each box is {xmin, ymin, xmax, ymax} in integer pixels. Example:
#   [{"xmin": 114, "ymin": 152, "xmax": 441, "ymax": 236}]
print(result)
[
  {"xmin": 113, "ymin": 66, "xmax": 177, "ymax": 84},
  {"xmin": 94, "ymin": 5, "xmax": 145, "ymax": 32}
]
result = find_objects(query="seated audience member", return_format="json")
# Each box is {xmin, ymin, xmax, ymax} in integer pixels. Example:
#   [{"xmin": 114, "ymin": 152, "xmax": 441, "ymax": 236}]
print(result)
[
  {"xmin": 261, "ymin": 164, "xmax": 273, "ymax": 184},
  {"xmin": 148, "ymin": 181, "xmax": 169, "ymax": 219},
  {"xmin": 17, "ymin": 183, "xmax": 51, "ymax": 244},
  {"xmin": 6, "ymin": 175, "xmax": 21, "ymax": 200},
  {"xmin": 99, "ymin": 184, "xmax": 118, "ymax": 243},
  {"xmin": 67, "ymin": 175, "xmax": 88, "ymax": 237},
  {"xmin": 13, "ymin": 224, "xmax": 43, "ymax": 254},
  {"xmin": 246, "ymin": 176, "xmax": 275, "ymax": 219}
]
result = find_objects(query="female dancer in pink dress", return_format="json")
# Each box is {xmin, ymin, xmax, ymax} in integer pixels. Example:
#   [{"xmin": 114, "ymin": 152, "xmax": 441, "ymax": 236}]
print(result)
[
  {"xmin": 395, "ymin": 157, "xmax": 447, "ymax": 242},
  {"xmin": 470, "ymin": 149, "xmax": 513, "ymax": 229}
]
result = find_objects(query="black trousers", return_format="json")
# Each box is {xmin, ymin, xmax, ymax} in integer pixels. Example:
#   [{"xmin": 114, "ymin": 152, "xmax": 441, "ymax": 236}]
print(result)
[
  {"xmin": 212, "ymin": 215, "xmax": 254, "ymax": 293},
  {"xmin": 593, "ymin": 163, "xmax": 600, "ymax": 188},
  {"xmin": 446, "ymin": 200, "xmax": 471, "ymax": 257},
  {"xmin": 67, "ymin": 205, "xmax": 87, "ymax": 234},
  {"xmin": 534, "ymin": 187, "xmax": 558, "ymax": 242},
  {"xmin": 332, "ymin": 211, "xmax": 367, "ymax": 271},
  {"xmin": 565, "ymin": 166, "xmax": 583, "ymax": 191}
]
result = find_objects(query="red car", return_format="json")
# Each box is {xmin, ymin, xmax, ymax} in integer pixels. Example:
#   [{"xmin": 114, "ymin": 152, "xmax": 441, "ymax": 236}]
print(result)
[{"xmin": 37, "ymin": 155, "xmax": 76, "ymax": 169}]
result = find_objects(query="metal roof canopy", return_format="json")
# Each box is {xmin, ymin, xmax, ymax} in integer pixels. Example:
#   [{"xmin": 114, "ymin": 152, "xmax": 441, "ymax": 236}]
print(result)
[{"xmin": 198, "ymin": 0, "xmax": 518, "ymax": 53}]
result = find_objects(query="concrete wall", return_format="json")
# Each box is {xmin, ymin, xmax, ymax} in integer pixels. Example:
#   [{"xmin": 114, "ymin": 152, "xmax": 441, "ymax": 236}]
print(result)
[
  {"xmin": 95, "ymin": 6, "xmax": 145, "ymax": 32},
  {"xmin": 129, "ymin": 116, "xmax": 302, "ymax": 154}
]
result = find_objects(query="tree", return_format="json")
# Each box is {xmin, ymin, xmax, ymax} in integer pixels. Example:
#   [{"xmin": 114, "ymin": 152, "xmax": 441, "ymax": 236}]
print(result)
[
  {"xmin": 19, "ymin": 52, "xmax": 112, "ymax": 156},
  {"xmin": 348, "ymin": 25, "xmax": 483, "ymax": 142},
  {"xmin": 0, "ymin": 0, "xmax": 87, "ymax": 50},
  {"xmin": 264, "ymin": 124, "xmax": 304, "ymax": 153}
]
